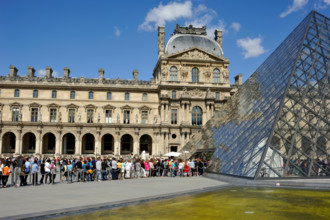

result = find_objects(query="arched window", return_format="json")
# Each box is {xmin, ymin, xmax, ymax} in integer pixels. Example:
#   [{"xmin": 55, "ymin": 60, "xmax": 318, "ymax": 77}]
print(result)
[
  {"xmin": 125, "ymin": 92, "xmax": 130, "ymax": 101},
  {"xmin": 33, "ymin": 90, "xmax": 38, "ymax": 98},
  {"xmin": 52, "ymin": 90, "xmax": 57, "ymax": 98},
  {"xmin": 192, "ymin": 67, "xmax": 199, "ymax": 82},
  {"xmin": 107, "ymin": 92, "xmax": 112, "ymax": 100},
  {"xmin": 142, "ymin": 93, "xmax": 147, "ymax": 101},
  {"xmin": 70, "ymin": 91, "xmax": 75, "ymax": 99},
  {"xmin": 192, "ymin": 106, "xmax": 202, "ymax": 126},
  {"xmin": 213, "ymin": 68, "xmax": 220, "ymax": 83},
  {"xmin": 88, "ymin": 91, "xmax": 94, "ymax": 99},
  {"xmin": 14, "ymin": 89, "xmax": 20, "ymax": 97},
  {"xmin": 170, "ymin": 66, "xmax": 178, "ymax": 81},
  {"xmin": 172, "ymin": 90, "xmax": 176, "ymax": 99}
]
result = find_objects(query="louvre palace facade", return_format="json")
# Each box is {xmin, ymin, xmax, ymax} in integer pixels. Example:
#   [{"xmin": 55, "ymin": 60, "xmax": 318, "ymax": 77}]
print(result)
[{"xmin": 0, "ymin": 25, "xmax": 240, "ymax": 158}]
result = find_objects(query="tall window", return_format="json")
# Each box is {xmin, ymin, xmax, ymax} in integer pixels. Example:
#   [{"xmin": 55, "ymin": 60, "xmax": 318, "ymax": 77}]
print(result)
[
  {"xmin": 170, "ymin": 66, "xmax": 178, "ymax": 81},
  {"xmin": 68, "ymin": 109, "xmax": 75, "ymax": 123},
  {"xmin": 87, "ymin": 109, "xmax": 94, "ymax": 123},
  {"xmin": 33, "ymin": 90, "xmax": 38, "ymax": 98},
  {"xmin": 125, "ymin": 92, "xmax": 130, "ymax": 101},
  {"xmin": 50, "ymin": 108, "xmax": 57, "ymax": 122},
  {"xmin": 70, "ymin": 91, "xmax": 75, "ymax": 99},
  {"xmin": 14, "ymin": 89, "xmax": 20, "ymax": 97},
  {"xmin": 171, "ymin": 109, "xmax": 177, "ymax": 124},
  {"xmin": 213, "ymin": 68, "xmax": 221, "ymax": 83},
  {"xmin": 172, "ymin": 90, "xmax": 176, "ymax": 99},
  {"xmin": 31, "ymin": 108, "xmax": 38, "ymax": 122},
  {"xmin": 52, "ymin": 90, "xmax": 57, "ymax": 98},
  {"xmin": 124, "ymin": 110, "xmax": 130, "ymax": 124},
  {"xmin": 216, "ymin": 92, "xmax": 220, "ymax": 100},
  {"xmin": 141, "ymin": 111, "xmax": 148, "ymax": 124},
  {"xmin": 142, "ymin": 93, "xmax": 147, "ymax": 101},
  {"xmin": 105, "ymin": 110, "xmax": 112, "ymax": 123},
  {"xmin": 192, "ymin": 67, "xmax": 199, "ymax": 82},
  {"xmin": 107, "ymin": 92, "xmax": 112, "ymax": 100},
  {"xmin": 88, "ymin": 91, "xmax": 94, "ymax": 99},
  {"xmin": 192, "ymin": 106, "xmax": 202, "ymax": 126},
  {"xmin": 12, "ymin": 107, "xmax": 20, "ymax": 122}
]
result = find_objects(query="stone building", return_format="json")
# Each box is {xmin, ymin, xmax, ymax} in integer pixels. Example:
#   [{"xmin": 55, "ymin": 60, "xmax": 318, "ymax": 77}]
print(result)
[{"xmin": 0, "ymin": 25, "xmax": 240, "ymax": 158}]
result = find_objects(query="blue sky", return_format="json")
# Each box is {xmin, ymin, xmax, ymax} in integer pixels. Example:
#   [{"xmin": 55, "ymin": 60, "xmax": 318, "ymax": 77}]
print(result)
[{"xmin": 0, "ymin": 0, "xmax": 329, "ymax": 83}]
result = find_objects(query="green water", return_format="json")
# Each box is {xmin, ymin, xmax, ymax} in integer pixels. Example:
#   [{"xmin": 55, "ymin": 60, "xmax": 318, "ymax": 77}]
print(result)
[{"xmin": 59, "ymin": 187, "xmax": 330, "ymax": 220}]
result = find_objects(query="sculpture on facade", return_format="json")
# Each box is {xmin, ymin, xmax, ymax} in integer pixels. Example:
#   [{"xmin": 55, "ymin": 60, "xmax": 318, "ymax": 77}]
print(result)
[
  {"xmin": 58, "ymin": 112, "xmax": 62, "ymax": 122},
  {"xmin": 98, "ymin": 113, "xmax": 101, "ymax": 123},
  {"xmin": 117, "ymin": 113, "xmax": 120, "ymax": 123},
  {"xmin": 78, "ymin": 113, "xmax": 81, "ymax": 123}
]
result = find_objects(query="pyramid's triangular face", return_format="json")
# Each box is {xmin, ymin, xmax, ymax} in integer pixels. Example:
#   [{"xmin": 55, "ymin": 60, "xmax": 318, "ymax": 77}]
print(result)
[
  {"xmin": 183, "ymin": 11, "xmax": 329, "ymax": 179},
  {"xmin": 258, "ymin": 11, "xmax": 330, "ymax": 178}
]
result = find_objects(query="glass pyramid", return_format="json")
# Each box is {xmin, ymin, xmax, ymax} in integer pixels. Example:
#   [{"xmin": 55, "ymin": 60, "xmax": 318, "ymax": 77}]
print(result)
[{"xmin": 183, "ymin": 11, "xmax": 329, "ymax": 179}]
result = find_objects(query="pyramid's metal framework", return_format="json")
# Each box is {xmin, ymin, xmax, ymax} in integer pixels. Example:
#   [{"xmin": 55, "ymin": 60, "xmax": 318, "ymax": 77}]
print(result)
[{"xmin": 183, "ymin": 11, "xmax": 329, "ymax": 178}]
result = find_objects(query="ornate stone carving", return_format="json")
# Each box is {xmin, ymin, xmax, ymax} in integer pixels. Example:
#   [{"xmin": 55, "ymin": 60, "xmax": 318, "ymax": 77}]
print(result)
[
  {"xmin": 180, "ymin": 49, "xmax": 211, "ymax": 60},
  {"xmin": 223, "ymin": 66, "xmax": 229, "ymax": 83},
  {"xmin": 161, "ymin": 65, "xmax": 168, "ymax": 79},
  {"xmin": 189, "ymin": 88, "xmax": 203, "ymax": 97}
]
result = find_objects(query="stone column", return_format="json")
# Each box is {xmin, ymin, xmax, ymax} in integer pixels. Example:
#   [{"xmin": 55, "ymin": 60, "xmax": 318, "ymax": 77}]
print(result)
[
  {"xmin": 161, "ymin": 104, "xmax": 165, "ymax": 122},
  {"xmin": 180, "ymin": 133, "xmax": 185, "ymax": 151},
  {"xmin": 35, "ymin": 130, "xmax": 42, "ymax": 155},
  {"xmin": 152, "ymin": 133, "xmax": 157, "ymax": 156},
  {"xmin": 15, "ymin": 130, "xmax": 22, "ymax": 155},
  {"xmin": 55, "ymin": 131, "xmax": 61, "ymax": 155},
  {"xmin": 75, "ymin": 131, "xmax": 81, "ymax": 155},
  {"xmin": 206, "ymin": 104, "xmax": 210, "ymax": 121},
  {"xmin": 186, "ymin": 104, "xmax": 190, "ymax": 124},
  {"xmin": 0, "ymin": 135, "xmax": 2, "ymax": 155},
  {"xmin": 133, "ymin": 132, "xmax": 139, "ymax": 155},
  {"xmin": 114, "ymin": 132, "xmax": 120, "ymax": 156},
  {"xmin": 164, "ymin": 133, "xmax": 169, "ymax": 154},
  {"xmin": 95, "ymin": 132, "xmax": 101, "ymax": 155}
]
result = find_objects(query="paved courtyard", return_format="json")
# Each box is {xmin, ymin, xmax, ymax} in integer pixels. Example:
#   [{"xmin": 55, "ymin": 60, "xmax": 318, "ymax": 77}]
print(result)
[{"xmin": 0, "ymin": 176, "xmax": 228, "ymax": 219}]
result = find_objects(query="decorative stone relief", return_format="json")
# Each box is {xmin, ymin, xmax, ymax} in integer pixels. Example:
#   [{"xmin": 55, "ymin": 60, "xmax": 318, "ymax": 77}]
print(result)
[
  {"xmin": 189, "ymin": 88, "xmax": 203, "ymax": 97},
  {"xmin": 180, "ymin": 49, "xmax": 213, "ymax": 60}
]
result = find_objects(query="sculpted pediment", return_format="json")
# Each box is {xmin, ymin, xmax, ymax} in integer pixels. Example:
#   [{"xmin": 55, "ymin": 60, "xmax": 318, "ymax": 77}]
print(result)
[{"xmin": 167, "ymin": 47, "xmax": 227, "ymax": 62}]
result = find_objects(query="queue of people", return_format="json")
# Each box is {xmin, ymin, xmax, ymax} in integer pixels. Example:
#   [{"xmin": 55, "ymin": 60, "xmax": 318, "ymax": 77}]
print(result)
[{"xmin": 0, "ymin": 156, "xmax": 208, "ymax": 188}]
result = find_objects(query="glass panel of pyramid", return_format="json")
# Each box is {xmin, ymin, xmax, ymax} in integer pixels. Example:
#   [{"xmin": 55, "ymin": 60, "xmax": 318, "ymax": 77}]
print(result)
[{"xmin": 183, "ymin": 11, "xmax": 329, "ymax": 178}]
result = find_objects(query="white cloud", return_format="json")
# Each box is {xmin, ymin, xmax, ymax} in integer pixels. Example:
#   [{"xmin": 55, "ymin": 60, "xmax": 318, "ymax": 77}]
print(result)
[
  {"xmin": 37, "ymin": 69, "xmax": 59, "ymax": 77},
  {"xmin": 280, "ymin": 0, "xmax": 308, "ymax": 18},
  {"xmin": 114, "ymin": 26, "xmax": 121, "ymax": 37},
  {"xmin": 237, "ymin": 36, "xmax": 266, "ymax": 59},
  {"xmin": 37, "ymin": 69, "xmax": 46, "ymax": 77},
  {"xmin": 231, "ymin": 22, "xmax": 241, "ymax": 32},
  {"xmin": 207, "ymin": 19, "xmax": 228, "ymax": 37},
  {"xmin": 314, "ymin": 0, "xmax": 330, "ymax": 9},
  {"xmin": 139, "ymin": 1, "xmax": 193, "ymax": 31}
]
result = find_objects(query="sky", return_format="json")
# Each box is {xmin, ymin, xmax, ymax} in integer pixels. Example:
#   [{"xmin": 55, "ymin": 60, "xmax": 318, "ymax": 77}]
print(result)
[{"xmin": 0, "ymin": 0, "xmax": 329, "ymax": 84}]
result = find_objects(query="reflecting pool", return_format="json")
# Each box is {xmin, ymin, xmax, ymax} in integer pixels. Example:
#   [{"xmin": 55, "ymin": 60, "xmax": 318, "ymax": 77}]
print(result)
[{"xmin": 58, "ymin": 187, "xmax": 330, "ymax": 219}]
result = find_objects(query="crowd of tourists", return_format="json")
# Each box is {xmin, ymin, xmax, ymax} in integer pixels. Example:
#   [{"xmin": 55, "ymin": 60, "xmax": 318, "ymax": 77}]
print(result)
[{"xmin": 0, "ymin": 156, "xmax": 208, "ymax": 188}]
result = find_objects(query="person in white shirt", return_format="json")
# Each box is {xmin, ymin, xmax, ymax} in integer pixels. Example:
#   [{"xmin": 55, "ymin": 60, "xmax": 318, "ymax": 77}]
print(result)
[
  {"xmin": 125, "ymin": 160, "xmax": 132, "ymax": 179},
  {"xmin": 44, "ymin": 159, "xmax": 51, "ymax": 184},
  {"xmin": 96, "ymin": 158, "xmax": 102, "ymax": 181}
]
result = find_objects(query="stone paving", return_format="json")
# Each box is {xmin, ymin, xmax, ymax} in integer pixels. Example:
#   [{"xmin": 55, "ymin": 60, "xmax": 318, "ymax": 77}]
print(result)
[{"xmin": 0, "ymin": 176, "xmax": 229, "ymax": 219}]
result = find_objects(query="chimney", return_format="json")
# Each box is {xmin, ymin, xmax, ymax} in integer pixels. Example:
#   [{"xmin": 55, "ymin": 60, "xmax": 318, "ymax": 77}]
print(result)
[
  {"xmin": 27, "ymin": 66, "xmax": 35, "ymax": 77},
  {"xmin": 9, "ymin": 65, "xmax": 18, "ymax": 77},
  {"xmin": 133, "ymin": 69, "xmax": 138, "ymax": 81},
  {"xmin": 63, "ymin": 67, "xmax": 70, "ymax": 78},
  {"xmin": 235, "ymin": 74, "xmax": 243, "ymax": 85},
  {"xmin": 158, "ymin": 26, "xmax": 165, "ymax": 57},
  {"xmin": 99, "ymin": 68, "xmax": 104, "ymax": 83},
  {"xmin": 45, "ymin": 66, "xmax": 53, "ymax": 78},
  {"xmin": 214, "ymin": 30, "xmax": 223, "ymax": 48}
]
